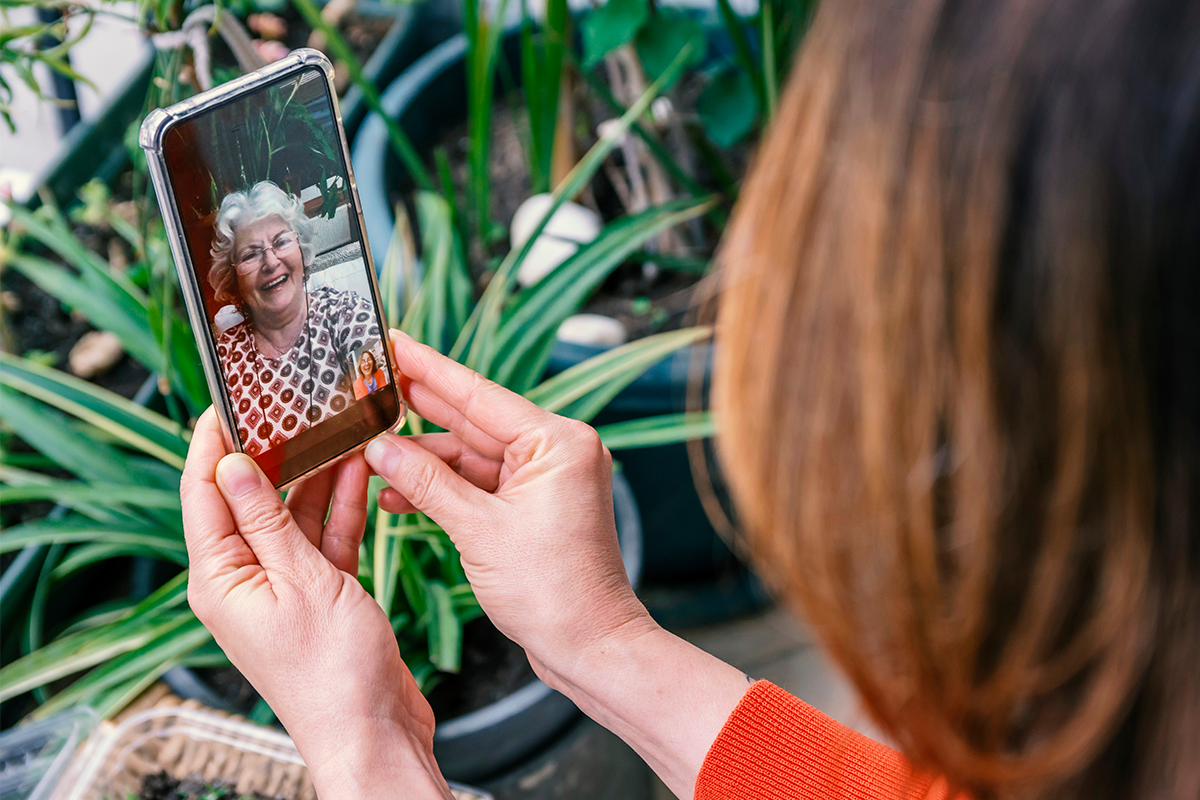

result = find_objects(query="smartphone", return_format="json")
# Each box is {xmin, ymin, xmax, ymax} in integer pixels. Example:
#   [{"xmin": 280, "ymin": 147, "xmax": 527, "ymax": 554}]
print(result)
[{"xmin": 140, "ymin": 49, "xmax": 404, "ymax": 489}]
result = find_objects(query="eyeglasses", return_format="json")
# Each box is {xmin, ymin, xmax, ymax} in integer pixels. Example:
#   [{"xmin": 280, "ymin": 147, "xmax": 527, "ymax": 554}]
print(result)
[{"xmin": 234, "ymin": 232, "xmax": 299, "ymax": 274}]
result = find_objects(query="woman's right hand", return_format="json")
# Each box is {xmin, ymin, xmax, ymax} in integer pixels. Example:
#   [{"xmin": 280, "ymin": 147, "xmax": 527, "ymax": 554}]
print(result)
[
  {"xmin": 364, "ymin": 331, "xmax": 655, "ymax": 683},
  {"xmin": 366, "ymin": 331, "xmax": 750, "ymax": 799}
]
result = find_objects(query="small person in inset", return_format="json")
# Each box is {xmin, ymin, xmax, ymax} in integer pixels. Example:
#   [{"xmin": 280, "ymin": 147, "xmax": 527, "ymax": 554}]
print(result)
[
  {"xmin": 209, "ymin": 180, "xmax": 379, "ymax": 455},
  {"xmin": 352, "ymin": 343, "xmax": 389, "ymax": 400}
]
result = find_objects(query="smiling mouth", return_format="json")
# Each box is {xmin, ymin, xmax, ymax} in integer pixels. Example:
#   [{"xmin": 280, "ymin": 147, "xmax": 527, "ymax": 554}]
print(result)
[{"xmin": 260, "ymin": 273, "xmax": 289, "ymax": 293}]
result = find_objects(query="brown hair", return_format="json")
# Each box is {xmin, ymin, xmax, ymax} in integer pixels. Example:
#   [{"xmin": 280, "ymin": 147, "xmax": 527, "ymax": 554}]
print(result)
[{"xmin": 714, "ymin": 1, "xmax": 1200, "ymax": 798}]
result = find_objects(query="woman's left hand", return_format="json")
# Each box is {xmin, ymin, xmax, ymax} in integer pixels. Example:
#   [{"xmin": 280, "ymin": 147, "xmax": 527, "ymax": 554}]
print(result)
[{"xmin": 180, "ymin": 408, "xmax": 452, "ymax": 799}]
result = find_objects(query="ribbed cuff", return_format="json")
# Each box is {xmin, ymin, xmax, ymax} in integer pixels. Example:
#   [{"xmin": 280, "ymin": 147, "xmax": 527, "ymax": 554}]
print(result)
[{"xmin": 694, "ymin": 681, "xmax": 944, "ymax": 800}]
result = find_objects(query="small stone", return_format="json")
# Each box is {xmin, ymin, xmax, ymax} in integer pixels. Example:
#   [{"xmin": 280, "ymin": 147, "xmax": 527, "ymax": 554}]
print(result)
[
  {"xmin": 248, "ymin": 12, "xmax": 288, "ymax": 41},
  {"xmin": 177, "ymin": 65, "xmax": 197, "ymax": 91},
  {"xmin": 651, "ymin": 97, "xmax": 674, "ymax": 124},
  {"xmin": 112, "ymin": 200, "xmax": 139, "ymax": 230},
  {"xmin": 252, "ymin": 39, "xmax": 291, "ymax": 64},
  {"xmin": 511, "ymin": 194, "xmax": 602, "ymax": 287},
  {"xmin": 108, "ymin": 239, "xmax": 128, "ymax": 272},
  {"xmin": 596, "ymin": 118, "xmax": 628, "ymax": 143},
  {"xmin": 556, "ymin": 314, "xmax": 627, "ymax": 348},
  {"xmin": 69, "ymin": 330, "xmax": 124, "ymax": 378}
]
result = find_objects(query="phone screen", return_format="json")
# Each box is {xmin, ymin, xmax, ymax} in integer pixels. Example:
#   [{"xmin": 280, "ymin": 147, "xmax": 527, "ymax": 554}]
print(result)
[{"xmin": 160, "ymin": 65, "xmax": 401, "ymax": 486}]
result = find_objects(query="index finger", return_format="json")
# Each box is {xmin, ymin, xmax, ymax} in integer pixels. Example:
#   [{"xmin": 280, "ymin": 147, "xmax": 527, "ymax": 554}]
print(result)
[{"xmin": 390, "ymin": 330, "xmax": 556, "ymax": 457}]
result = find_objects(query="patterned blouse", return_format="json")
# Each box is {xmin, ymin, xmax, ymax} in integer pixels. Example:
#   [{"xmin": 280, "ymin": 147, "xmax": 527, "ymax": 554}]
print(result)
[{"xmin": 217, "ymin": 286, "xmax": 380, "ymax": 456}]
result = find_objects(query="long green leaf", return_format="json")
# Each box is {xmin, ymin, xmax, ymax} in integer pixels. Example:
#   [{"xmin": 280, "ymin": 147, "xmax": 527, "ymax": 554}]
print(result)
[
  {"xmin": 0, "ymin": 517, "xmax": 186, "ymax": 558},
  {"xmin": 0, "ymin": 386, "xmax": 158, "ymax": 488},
  {"xmin": 0, "ymin": 481, "xmax": 182, "ymax": 510},
  {"xmin": 51, "ymin": 542, "xmax": 188, "ymax": 582},
  {"xmin": 526, "ymin": 327, "xmax": 710, "ymax": 422},
  {"xmin": 426, "ymin": 580, "xmax": 461, "ymax": 673},
  {"xmin": 33, "ymin": 616, "xmax": 210, "ymax": 719},
  {"xmin": 490, "ymin": 197, "xmax": 714, "ymax": 388},
  {"xmin": 0, "ymin": 465, "xmax": 130, "ymax": 526},
  {"xmin": 401, "ymin": 193, "xmax": 471, "ymax": 354},
  {"xmin": 0, "ymin": 573, "xmax": 189, "ymax": 701},
  {"xmin": 5, "ymin": 251, "xmax": 161, "ymax": 370},
  {"xmin": 7, "ymin": 203, "xmax": 151, "ymax": 311},
  {"xmin": 596, "ymin": 412, "xmax": 716, "ymax": 450},
  {"xmin": 464, "ymin": 0, "xmax": 514, "ymax": 242},
  {"xmin": 373, "ymin": 511, "xmax": 405, "ymax": 614},
  {"xmin": 0, "ymin": 352, "xmax": 189, "ymax": 469}
]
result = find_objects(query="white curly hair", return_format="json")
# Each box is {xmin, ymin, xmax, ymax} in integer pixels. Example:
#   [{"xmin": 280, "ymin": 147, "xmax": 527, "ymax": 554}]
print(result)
[{"xmin": 209, "ymin": 181, "xmax": 316, "ymax": 307}]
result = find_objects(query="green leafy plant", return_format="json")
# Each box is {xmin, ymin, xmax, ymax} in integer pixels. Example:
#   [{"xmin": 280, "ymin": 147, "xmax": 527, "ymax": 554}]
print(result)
[
  {"xmin": 579, "ymin": 0, "xmax": 816, "ymax": 150},
  {"xmin": 0, "ymin": 0, "xmax": 95, "ymax": 133},
  {"xmin": 0, "ymin": 42, "xmax": 716, "ymax": 720},
  {"xmin": 519, "ymin": 0, "xmax": 569, "ymax": 195}
]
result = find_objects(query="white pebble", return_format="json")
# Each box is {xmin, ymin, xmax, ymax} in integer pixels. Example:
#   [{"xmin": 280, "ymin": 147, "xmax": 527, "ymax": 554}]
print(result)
[
  {"xmin": 511, "ymin": 194, "xmax": 602, "ymax": 287},
  {"xmin": 69, "ymin": 331, "xmax": 124, "ymax": 378},
  {"xmin": 556, "ymin": 314, "xmax": 627, "ymax": 348},
  {"xmin": 651, "ymin": 97, "xmax": 674, "ymax": 124}
]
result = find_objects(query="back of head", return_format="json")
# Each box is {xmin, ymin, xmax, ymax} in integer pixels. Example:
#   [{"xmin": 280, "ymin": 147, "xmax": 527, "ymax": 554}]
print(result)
[{"xmin": 715, "ymin": 1, "xmax": 1200, "ymax": 797}]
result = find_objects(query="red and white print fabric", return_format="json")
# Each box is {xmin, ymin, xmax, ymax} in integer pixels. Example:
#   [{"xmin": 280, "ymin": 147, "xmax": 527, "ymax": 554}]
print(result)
[{"xmin": 217, "ymin": 286, "xmax": 380, "ymax": 456}]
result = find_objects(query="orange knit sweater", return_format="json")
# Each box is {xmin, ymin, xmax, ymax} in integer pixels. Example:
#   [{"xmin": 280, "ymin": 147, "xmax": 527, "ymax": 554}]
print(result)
[{"xmin": 695, "ymin": 681, "xmax": 950, "ymax": 800}]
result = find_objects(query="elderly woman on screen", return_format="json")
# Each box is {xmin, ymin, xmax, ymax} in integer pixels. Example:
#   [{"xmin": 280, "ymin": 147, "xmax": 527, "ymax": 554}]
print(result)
[{"xmin": 210, "ymin": 181, "xmax": 379, "ymax": 456}]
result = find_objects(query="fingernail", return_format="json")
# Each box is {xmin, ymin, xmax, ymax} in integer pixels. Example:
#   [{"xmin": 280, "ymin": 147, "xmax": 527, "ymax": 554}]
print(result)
[
  {"xmin": 365, "ymin": 435, "xmax": 401, "ymax": 475},
  {"xmin": 217, "ymin": 454, "xmax": 264, "ymax": 498},
  {"xmin": 390, "ymin": 328, "xmax": 413, "ymax": 345}
]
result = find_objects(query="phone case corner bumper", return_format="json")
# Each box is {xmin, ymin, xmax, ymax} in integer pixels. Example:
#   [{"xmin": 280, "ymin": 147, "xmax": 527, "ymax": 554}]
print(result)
[{"xmin": 139, "ymin": 108, "xmax": 174, "ymax": 154}]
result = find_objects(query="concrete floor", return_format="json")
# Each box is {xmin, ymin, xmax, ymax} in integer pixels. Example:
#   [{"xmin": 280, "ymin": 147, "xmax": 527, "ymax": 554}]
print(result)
[{"xmin": 649, "ymin": 606, "xmax": 887, "ymax": 799}]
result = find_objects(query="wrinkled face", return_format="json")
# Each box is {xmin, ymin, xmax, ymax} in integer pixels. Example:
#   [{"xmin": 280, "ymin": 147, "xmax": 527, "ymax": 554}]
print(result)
[
  {"xmin": 359, "ymin": 351, "xmax": 376, "ymax": 377},
  {"xmin": 233, "ymin": 215, "xmax": 304, "ymax": 321}
]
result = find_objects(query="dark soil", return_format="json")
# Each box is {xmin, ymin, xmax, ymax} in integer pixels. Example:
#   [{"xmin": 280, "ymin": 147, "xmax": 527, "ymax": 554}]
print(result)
[
  {"xmin": 194, "ymin": 616, "xmax": 535, "ymax": 725},
  {"xmin": 0, "ymin": 269, "xmax": 150, "ymax": 399},
  {"xmin": 426, "ymin": 617, "xmax": 536, "ymax": 722},
  {"xmin": 138, "ymin": 771, "xmax": 287, "ymax": 800},
  {"xmin": 195, "ymin": 664, "xmax": 264, "ymax": 713}
]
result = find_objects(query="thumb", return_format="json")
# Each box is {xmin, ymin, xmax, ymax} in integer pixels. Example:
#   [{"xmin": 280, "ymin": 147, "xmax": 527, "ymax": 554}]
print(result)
[
  {"xmin": 215, "ymin": 454, "xmax": 325, "ymax": 575},
  {"xmin": 364, "ymin": 434, "xmax": 496, "ymax": 530}
]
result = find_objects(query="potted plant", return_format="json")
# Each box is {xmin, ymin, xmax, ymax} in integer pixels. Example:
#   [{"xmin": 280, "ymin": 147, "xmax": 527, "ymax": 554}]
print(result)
[
  {"xmin": 1, "ymin": 10, "xmax": 716, "ymax": 792},
  {"xmin": 350, "ymin": 0, "xmax": 814, "ymax": 605}
]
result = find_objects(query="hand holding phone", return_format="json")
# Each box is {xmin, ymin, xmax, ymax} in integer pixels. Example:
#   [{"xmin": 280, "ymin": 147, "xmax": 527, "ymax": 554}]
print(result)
[
  {"xmin": 180, "ymin": 408, "xmax": 453, "ymax": 799},
  {"xmin": 141, "ymin": 50, "xmax": 404, "ymax": 488}
]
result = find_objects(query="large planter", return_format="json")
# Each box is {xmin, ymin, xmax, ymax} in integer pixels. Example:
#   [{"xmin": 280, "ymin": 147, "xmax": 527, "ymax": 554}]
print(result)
[
  {"xmin": 351, "ymin": 29, "xmax": 764, "ymax": 605},
  {"xmin": 336, "ymin": 1, "xmax": 441, "ymax": 141},
  {"xmin": 164, "ymin": 472, "xmax": 643, "ymax": 786}
]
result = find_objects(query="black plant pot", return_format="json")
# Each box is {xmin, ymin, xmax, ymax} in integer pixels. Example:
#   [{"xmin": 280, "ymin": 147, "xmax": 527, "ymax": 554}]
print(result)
[
  {"xmin": 164, "ymin": 472, "xmax": 643, "ymax": 785},
  {"xmin": 351, "ymin": 30, "xmax": 767, "ymax": 620}
]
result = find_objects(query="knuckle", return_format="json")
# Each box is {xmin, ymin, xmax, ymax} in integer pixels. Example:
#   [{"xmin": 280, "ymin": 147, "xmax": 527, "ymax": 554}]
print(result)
[
  {"xmin": 561, "ymin": 419, "xmax": 606, "ymax": 460},
  {"xmin": 404, "ymin": 458, "xmax": 444, "ymax": 511},
  {"xmin": 242, "ymin": 496, "xmax": 294, "ymax": 538},
  {"xmin": 463, "ymin": 372, "xmax": 500, "ymax": 416}
]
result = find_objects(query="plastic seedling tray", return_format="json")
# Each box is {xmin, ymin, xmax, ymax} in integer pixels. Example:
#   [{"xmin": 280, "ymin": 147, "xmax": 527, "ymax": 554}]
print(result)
[
  {"xmin": 0, "ymin": 707, "xmax": 98, "ymax": 800},
  {"xmin": 8, "ymin": 705, "xmax": 489, "ymax": 800}
]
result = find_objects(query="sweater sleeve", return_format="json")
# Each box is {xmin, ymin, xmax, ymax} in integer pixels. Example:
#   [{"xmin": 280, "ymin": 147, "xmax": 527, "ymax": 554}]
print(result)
[{"xmin": 695, "ymin": 681, "xmax": 949, "ymax": 800}]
